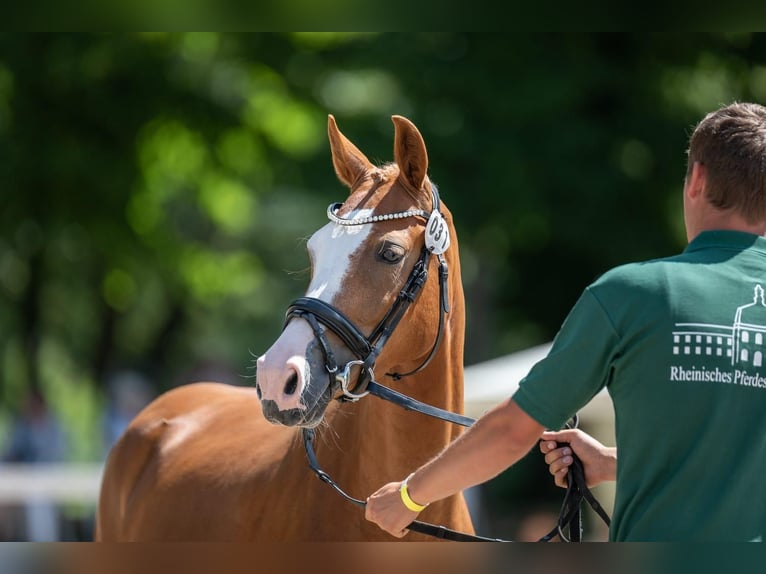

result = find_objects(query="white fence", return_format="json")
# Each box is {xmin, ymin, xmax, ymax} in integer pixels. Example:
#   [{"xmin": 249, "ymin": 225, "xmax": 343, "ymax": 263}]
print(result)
[
  {"xmin": 0, "ymin": 463, "xmax": 103, "ymax": 504},
  {"xmin": 0, "ymin": 463, "xmax": 103, "ymax": 541}
]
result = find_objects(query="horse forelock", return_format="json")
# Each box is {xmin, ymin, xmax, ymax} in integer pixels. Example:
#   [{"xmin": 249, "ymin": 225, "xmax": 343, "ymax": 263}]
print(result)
[{"xmin": 379, "ymin": 163, "xmax": 434, "ymax": 212}]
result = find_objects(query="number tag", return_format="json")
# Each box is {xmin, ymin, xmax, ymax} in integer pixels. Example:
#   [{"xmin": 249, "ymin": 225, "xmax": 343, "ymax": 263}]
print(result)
[{"xmin": 425, "ymin": 211, "xmax": 450, "ymax": 255}]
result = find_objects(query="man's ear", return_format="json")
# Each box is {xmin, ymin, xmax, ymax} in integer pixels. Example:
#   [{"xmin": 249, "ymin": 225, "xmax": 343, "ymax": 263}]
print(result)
[{"xmin": 685, "ymin": 161, "xmax": 706, "ymax": 201}]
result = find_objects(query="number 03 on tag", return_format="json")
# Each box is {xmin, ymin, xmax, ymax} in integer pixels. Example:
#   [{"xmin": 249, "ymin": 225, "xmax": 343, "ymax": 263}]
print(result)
[{"xmin": 425, "ymin": 211, "xmax": 450, "ymax": 254}]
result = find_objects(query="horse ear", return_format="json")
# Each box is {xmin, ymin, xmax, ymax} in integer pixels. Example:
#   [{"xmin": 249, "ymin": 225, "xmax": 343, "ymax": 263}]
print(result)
[
  {"xmin": 392, "ymin": 115, "xmax": 428, "ymax": 194},
  {"xmin": 327, "ymin": 114, "xmax": 374, "ymax": 190}
]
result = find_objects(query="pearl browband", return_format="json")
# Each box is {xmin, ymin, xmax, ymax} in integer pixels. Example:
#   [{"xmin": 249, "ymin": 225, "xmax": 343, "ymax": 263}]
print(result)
[
  {"xmin": 326, "ymin": 186, "xmax": 450, "ymax": 255},
  {"xmin": 326, "ymin": 202, "xmax": 430, "ymax": 226}
]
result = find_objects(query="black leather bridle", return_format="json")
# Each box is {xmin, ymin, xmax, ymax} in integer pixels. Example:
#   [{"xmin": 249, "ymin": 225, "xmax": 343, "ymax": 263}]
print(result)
[
  {"xmin": 285, "ymin": 185, "xmax": 611, "ymax": 542},
  {"xmin": 285, "ymin": 185, "xmax": 450, "ymax": 401}
]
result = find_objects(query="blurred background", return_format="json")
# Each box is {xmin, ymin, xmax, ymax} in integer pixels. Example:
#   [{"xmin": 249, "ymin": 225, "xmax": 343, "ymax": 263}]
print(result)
[{"xmin": 0, "ymin": 32, "xmax": 765, "ymax": 541}]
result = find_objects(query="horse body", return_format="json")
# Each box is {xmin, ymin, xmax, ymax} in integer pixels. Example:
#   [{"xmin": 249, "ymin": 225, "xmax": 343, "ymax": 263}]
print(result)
[{"xmin": 96, "ymin": 115, "xmax": 475, "ymax": 541}]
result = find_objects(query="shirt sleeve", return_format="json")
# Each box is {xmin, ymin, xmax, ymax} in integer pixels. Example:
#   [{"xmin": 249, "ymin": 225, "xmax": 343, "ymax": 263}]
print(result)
[{"xmin": 512, "ymin": 287, "xmax": 620, "ymax": 430}]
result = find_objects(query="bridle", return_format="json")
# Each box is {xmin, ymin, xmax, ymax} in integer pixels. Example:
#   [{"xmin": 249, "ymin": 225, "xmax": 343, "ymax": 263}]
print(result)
[
  {"xmin": 284, "ymin": 185, "xmax": 611, "ymax": 542},
  {"xmin": 285, "ymin": 185, "xmax": 451, "ymax": 401}
]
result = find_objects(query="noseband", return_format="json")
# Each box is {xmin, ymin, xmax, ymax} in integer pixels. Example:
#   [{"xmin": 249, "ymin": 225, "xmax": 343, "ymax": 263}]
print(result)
[{"xmin": 284, "ymin": 185, "xmax": 450, "ymax": 400}]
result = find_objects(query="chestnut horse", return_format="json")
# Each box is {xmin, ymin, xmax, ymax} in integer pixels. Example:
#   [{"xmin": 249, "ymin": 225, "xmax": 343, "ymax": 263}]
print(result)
[{"xmin": 95, "ymin": 114, "xmax": 475, "ymax": 541}]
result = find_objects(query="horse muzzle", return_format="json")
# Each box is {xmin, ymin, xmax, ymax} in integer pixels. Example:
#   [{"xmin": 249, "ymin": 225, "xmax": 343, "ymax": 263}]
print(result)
[{"xmin": 255, "ymin": 325, "xmax": 342, "ymax": 427}]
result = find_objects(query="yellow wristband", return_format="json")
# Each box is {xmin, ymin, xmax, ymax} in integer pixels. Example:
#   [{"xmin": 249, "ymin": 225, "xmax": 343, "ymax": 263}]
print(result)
[{"xmin": 399, "ymin": 474, "xmax": 428, "ymax": 512}]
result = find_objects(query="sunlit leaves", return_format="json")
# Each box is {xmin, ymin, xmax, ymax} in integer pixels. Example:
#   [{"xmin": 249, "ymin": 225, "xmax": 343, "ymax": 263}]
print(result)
[
  {"xmin": 38, "ymin": 340, "xmax": 102, "ymax": 462},
  {"xmin": 0, "ymin": 241, "xmax": 29, "ymax": 299},
  {"xmin": 102, "ymin": 269, "xmax": 137, "ymax": 312},
  {"xmin": 132, "ymin": 118, "xmax": 261, "ymax": 239},
  {"xmin": 126, "ymin": 189, "xmax": 163, "ymax": 237},
  {"xmin": 243, "ymin": 65, "xmax": 324, "ymax": 157},
  {"xmin": 318, "ymin": 69, "xmax": 401, "ymax": 115},
  {"xmin": 216, "ymin": 127, "xmax": 269, "ymax": 181},
  {"xmin": 198, "ymin": 172, "xmax": 256, "ymax": 235},
  {"xmin": 290, "ymin": 33, "xmax": 377, "ymax": 49},
  {"xmin": 178, "ymin": 33, "xmax": 220, "ymax": 64},
  {"xmin": 660, "ymin": 52, "xmax": 743, "ymax": 116},
  {"xmin": 749, "ymin": 65, "xmax": 766, "ymax": 101},
  {"xmin": 178, "ymin": 246, "xmax": 263, "ymax": 304},
  {"xmin": 138, "ymin": 118, "xmax": 208, "ymax": 199}
]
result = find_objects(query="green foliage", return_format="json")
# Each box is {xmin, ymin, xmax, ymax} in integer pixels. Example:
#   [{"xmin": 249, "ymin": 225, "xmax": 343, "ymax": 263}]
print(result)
[{"xmin": 1, "ymin": 33, "xmax": 766, "ymax": 463}]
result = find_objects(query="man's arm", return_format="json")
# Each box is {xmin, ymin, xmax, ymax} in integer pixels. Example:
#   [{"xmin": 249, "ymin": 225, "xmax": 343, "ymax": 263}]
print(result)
[{"xmin": 364, "ymin": 397, "xmax": 545, "ymax": 537}]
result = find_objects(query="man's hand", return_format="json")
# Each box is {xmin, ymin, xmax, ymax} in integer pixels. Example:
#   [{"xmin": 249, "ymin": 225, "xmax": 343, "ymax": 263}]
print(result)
[
  {"xmin": 365, "ymin": 481, "xmax": 421, "ymax": 538},
  {"xmin": 539, "ymin": 428, "xmax": 617, "ymax": 488}
]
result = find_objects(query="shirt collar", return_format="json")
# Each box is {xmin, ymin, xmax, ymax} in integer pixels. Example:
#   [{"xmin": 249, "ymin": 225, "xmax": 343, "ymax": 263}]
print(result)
[{"xmin": 684, "ymin": 230, "xmax": 766, "ymax": 255}]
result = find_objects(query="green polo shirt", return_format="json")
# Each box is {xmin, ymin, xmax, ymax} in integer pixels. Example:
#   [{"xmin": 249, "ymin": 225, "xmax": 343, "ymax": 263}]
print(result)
[{"xmin": 513, "ymin": 230, "xmax": 766, "ymax": 541}]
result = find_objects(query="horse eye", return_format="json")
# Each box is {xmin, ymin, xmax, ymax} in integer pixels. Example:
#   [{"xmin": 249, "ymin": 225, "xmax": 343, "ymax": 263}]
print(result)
[{"xmin": 377, "ymin": 242, "xmax": 405, "ymax": 264}]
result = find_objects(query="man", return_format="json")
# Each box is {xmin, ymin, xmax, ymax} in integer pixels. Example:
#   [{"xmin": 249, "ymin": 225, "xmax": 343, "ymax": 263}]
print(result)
[{"xmin": 365, "ymin": 101, "xmax": 766, "ymax": 542}]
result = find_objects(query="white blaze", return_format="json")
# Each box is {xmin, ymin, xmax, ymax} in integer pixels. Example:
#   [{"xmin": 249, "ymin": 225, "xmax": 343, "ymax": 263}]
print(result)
[
  {"xmin": 306, "ymin": 209, "xmax": 374, "ymax": 302},
  {"xmin": 256, "ymin": 208, "xmax": 374, "ymax": 411}
]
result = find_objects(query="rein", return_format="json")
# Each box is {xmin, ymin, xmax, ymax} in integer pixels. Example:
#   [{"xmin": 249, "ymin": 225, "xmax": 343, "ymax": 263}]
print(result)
[
  {"xmin": 286, "ymin": 185, "xmax": 611, "ymax": 542},
  {"xmin": 302, "ymin": 395, "xmax": 611, "ymax": 542},
  {"xmin": 302, "ymin": 427, "xmax": 507, "ymax": 542}
]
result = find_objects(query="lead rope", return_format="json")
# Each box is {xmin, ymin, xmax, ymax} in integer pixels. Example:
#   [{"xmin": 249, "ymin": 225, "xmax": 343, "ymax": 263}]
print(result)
[
  {"xmin": 302, "ymin": 390, "xmax": 611, "ymax": 542},
  {"xmin": 537, "ymin": 415, "xmax": 611, "ymax": 542},
  {"xmin": 302, "ymin": 429, "xmax": 508, "ymax": 542}
]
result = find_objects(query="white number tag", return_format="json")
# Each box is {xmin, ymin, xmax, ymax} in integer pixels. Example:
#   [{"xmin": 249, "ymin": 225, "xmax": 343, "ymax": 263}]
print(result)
[{"xmin": 425, "ymin": 211, "xmax": 450, "ymax": 255}]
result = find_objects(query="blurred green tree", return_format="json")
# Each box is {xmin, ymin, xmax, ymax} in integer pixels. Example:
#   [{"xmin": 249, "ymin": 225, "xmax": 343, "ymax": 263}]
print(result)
[{"xmin": 1, "ymin": 33, "xmax": 765, "ymax": 464}]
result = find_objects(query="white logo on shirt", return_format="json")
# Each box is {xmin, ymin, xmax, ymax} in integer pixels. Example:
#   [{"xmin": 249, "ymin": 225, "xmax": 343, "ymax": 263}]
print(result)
[
  {"xmin": 669, "ymin": 284, "xmax": 766, "ymax": 389},
  {"xmin": 672, "ymin": 284, "xmax": 766, "ymax": 367}
]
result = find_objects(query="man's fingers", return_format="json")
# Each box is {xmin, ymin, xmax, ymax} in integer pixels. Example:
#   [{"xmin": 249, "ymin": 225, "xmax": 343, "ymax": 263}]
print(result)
[
  {"xmin": 539, "ymin": 440, "xmax": 558, "ymax": 454},
  {"xmin": 544, "ymin": 446, "xmax": 572, "ymax": 465},
  {"xmin": 549, "ymin": 456, "xmax": 573, "ymax": 475}
]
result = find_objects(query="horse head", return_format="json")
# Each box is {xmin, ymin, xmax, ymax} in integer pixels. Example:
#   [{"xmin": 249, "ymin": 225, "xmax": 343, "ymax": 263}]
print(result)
[{"xmin": 255, "ymin": 114, "xmax": 456, "ymax": 428}]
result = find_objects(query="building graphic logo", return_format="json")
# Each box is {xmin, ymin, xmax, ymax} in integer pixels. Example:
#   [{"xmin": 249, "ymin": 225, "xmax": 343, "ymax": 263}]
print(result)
[
  {"xmin": 670, "ymin": 284, "xmax": 766, "ymax": 390},
  {"xmin": 673, "ymin": 284, "xmax": 766, "ymax": 367},
  {"xmin": 732, "ymin": 284, "xmax": 766, "ymax": 367}
]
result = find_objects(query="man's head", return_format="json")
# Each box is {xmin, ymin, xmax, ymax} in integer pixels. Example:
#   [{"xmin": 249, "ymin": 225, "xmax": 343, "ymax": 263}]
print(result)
[{"xmin": 686, "ymin": 102, "xmax": 766, "ymax": 226}]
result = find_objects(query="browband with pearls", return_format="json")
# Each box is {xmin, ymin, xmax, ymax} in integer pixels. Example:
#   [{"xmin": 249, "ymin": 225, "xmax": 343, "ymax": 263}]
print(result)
[{"xmin": 326, "ymin": 203, "xmax": 430, "ymax": 226}]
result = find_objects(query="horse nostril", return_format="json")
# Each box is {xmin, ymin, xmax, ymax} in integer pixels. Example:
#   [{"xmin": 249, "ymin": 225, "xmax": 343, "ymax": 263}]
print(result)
[
  {"xmin": 255, "ymin": 382, "xmax": 262, "ymax": 399},
  {"xmin": 284, "ymin": 371, "xmax": 298, "ymax": 396}
]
